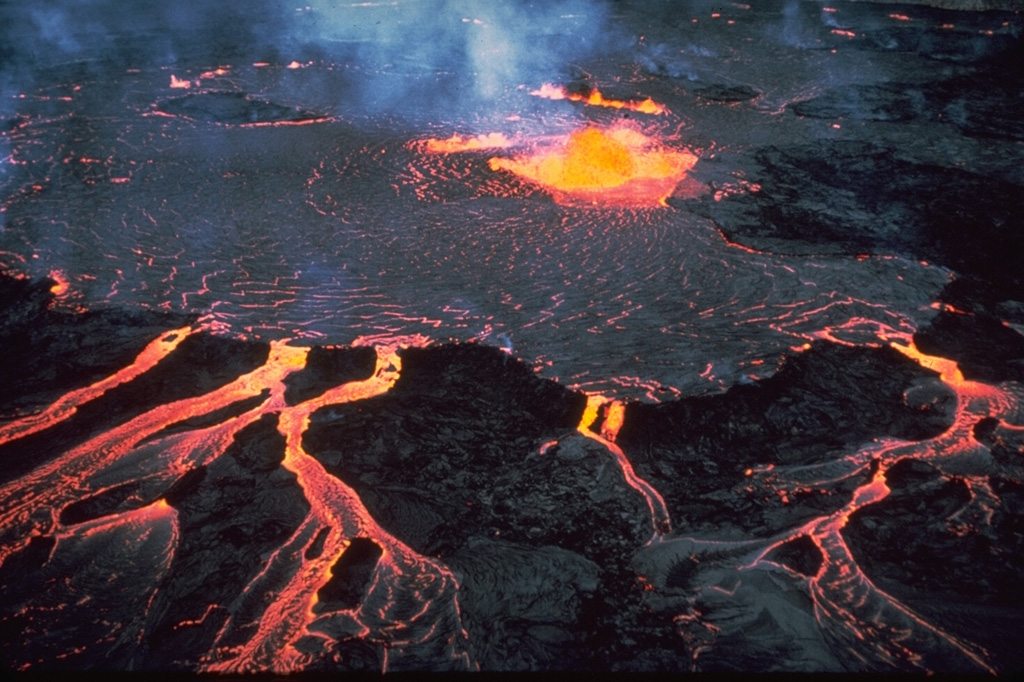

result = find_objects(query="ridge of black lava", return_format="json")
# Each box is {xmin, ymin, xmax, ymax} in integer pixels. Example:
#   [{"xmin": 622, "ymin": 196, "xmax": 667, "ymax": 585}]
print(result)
[
  {"xmin": 283, "ymin": 345, "xmax": 377, "ymax": 406},
  {"xmin": 693, "ymin": 83, "xmax": 761, "ymax": 102},
  {"xmin": 302, "ymin": 342, "xmax": 685, "ymax": 670},
  {"xmin": 0, "ymin": 273, "xmax": 270, "ymax": 485},
  {"xmin": 0, "ymin": 272, "xmax": 196, "ymax": 415},
  {"xmin": 843, "ymin": 458, "xmax": 1024, "ymax": 673},
  {"xmin": 789, "ymin": 70, "xmax": 1024, "ymax": 140},
  {"xmin": 615, "ymin": 341, "xmax": 956, "ymax": 536},
  {"xmin": 857, "ymin": 21, "xmax": 1024, "ymax": 66},
  {"xmin": 155, "ymin": 91, "xmax": 326, "ymax": 125},
  {"xmin": 913, "ymin": 307, "xmax": 1024, "ymax": 383},
  {"xmin": 676, "ymin": 140, "xmax": 1024, "ymax": 301}
]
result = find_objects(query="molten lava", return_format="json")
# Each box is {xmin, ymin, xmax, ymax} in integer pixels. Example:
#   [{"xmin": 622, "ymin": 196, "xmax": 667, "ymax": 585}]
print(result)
[
  {"xmin": 420, "ymin": 132, "xmax": 512, "ymax": 154},
  {"xmin": 487, "ymin": 126, "xmax": 698, "ymax": 207},
  {"xmin": 530, "ymin": 83, "xmax": 666, "ymax": 115}
]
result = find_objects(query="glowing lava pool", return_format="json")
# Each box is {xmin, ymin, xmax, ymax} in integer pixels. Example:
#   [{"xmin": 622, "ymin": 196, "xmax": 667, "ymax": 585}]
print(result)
[{"xmin": 1, "ymin": 0, "xmax": 1023, "ymax": 674}]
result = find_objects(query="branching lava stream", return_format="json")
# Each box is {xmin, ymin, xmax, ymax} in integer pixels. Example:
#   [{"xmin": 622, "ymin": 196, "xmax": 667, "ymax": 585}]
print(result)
[{"xmin": 0, "ymin": 327, "xmax": 472, "ymax": 672}]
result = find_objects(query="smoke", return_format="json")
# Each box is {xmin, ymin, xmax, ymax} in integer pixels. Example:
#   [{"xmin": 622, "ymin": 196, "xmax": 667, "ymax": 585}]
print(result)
[
  {"xmin": 288, "ymin": 0, "xmax": 615, "ymax": 119},
  {"xmin": 637, "ymin": 43, "xmax": 699, "ymax": 82},
  {"xmin": 0, "ymin": 1, "xmax": 294, "ymax": 117},
  {"xmin": 0, "ymin": 0, "xmax": 614, "ymax": 124},
  {"xmin": 779, "ymin": 0, "xmax": 814, "ymax": 48}
]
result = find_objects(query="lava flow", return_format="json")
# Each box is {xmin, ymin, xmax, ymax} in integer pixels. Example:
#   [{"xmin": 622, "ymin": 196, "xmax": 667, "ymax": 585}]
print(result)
[
  {"xmin": 530, "ymin": 83, "xmax": 667, "ymax": 115},
  {"xmin": 419, "ymin": 132, "xmax": 513, "ymax": 154},
  {"xmin": 487, "ymin": 126, "xmax": 699, "ymax": 207},
  {"xmin": 641, "ymin": 331, "xmax": 1023, "ymax": 673},
  {"xmin": 577, "ymin": 395, "xmax": 671, "ymax": 536},
  {"xmin": 0, "ymin": 327, "xmax": 472, "ymax": 672}
]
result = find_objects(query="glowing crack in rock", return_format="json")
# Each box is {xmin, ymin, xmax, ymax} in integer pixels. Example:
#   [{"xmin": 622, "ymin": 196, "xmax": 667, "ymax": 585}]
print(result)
[{"xmin": 487, "ymin": 126, "xmax": 699, "ymax": 207}]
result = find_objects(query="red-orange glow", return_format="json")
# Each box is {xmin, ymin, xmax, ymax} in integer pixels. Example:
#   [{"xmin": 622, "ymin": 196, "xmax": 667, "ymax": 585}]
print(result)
[
  {"xmin": 0, "ymin": 325, "xmax": 193, "ymax": 448},
  {"xmin": 201, "ymin": 335, "xmax": 475, "ymax": 673},
  {"xmin": 419, "ymin": 132, "xmax": 512, "ymax": 154},
  {"xmin": 530, "ymin": 83, "xmax": 667, "ymax": 115},
  {"xmin": 831, "ymin": 29, "xmax": 857, "ymax": 38},
  {"xmin": 237, "ymin": 117, "xmax": 333, "ymax": 128},
  {"xmin": 169, "ymin": 74, "xmax": 192, "ymax": 89},
  {"xmin": 48, "ymin": 269, "xmax": 70, "ymax": 297},
  {"xmin": 0, "ymin": 328, "xmax": 477, "ymax": 672},
  {"xmin": 577, "ymin": 395, "xmax": 671, "ymax": 536},
  {"xmin": 601, "ymin": 401, "xmax": 625, "ymax": 442},
  {"xmin": 487, "ymin": 126, "xmax": 698, "ymax": 207},
  {"xmin": 890, "ymin": 341, "xmax": 964, "ymax": 385},
  {"xmin": 889, "ymin": 13, "xmax": 911, "ymax": 21}
]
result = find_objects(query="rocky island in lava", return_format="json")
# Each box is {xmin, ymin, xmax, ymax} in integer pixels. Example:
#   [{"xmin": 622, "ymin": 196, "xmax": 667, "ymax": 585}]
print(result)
[{"xmin": 1, "ymin": 0, "xmax": 1023, "ymax": 675}]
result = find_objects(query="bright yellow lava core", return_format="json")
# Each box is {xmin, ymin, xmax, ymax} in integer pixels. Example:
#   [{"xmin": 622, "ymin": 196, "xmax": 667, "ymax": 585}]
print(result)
[{"xmin": 488, "ymin": 126, "xmax": 698, "ymax": 207}]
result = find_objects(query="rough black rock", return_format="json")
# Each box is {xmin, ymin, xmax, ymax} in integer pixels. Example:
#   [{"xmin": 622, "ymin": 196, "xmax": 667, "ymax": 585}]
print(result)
[
  {"xmin": 303, "ymin": 342, "xmax": 675, "ymax": 670},
  {"xmin": 156, "ymin": 91, "xmax": 326, "ymax": 125},
  {"xmin": 764, "ymin": 534, "xmax": 823, "ymax": 577},
  {"xmin": 677, "ymin": 141, "xmax": 1024, "ymax": 301},
  {"xmin": 789, "ymin": 72, "xmax": 1024, "ymax": 140},
  {"xmin": 616, "ymin": 342, "xmax": 954, "ymax": 535},
  {"xmin": 315, "ymin": 537, "xmax": 383, "ymax": 612},
  {"xmin": 0, "ymin": 272, "xmax": 194, "ymax": 415},
  {"xmin": 283, "ymin": 345, "xmax": 377, "ymax": 406},
  {"xmin": 140, "ymin": 413, "xmax": 309, "ymax": 670},
  {"xmin": 843, "ymin": 458, "xmax": 1024, "ymax": 673},
  {"xmin": 694, "ymin": 84, "xmax": 761, "ymax": 102},
  {"xmin": 914, "ymin": 308, "xmax": 1024, "ymax": 383},
  {"xmin": 790, "ymin": 82, "xmax": 923, "ymax": 121}
]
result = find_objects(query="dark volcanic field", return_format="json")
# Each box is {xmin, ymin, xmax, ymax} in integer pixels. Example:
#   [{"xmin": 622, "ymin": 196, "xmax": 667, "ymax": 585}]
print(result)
[{"xmin": 2, "ymin": 0, "xmax": 1024, "ymax": 674}]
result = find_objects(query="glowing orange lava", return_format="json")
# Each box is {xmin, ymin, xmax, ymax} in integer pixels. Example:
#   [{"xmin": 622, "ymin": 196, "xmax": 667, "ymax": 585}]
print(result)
[
  {"xmin": 419, "ymin": 132, "xmax": 512, "ymax": 154},
  {"xmin": 48, "ymin": 269, "xmax": 70, "ymax": 297},
  {"xmin": 0, "ymin": 328, "xmax": 472, "ymax": 672},
  {"xmin": 487, "ymin": 126, "xmax": 698, "ymax": 207},
  {"xmin": 577, "ymin": 395, "xmax": 670, "ymax": 536},
  {"xmin": 530, "ymin": 83, "xmax": 666, "ymax": 115}
]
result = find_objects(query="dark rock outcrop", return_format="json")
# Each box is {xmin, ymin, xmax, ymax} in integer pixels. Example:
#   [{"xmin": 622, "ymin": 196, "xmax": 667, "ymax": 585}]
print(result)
[{"xmin": 156, "ymin": 92, "xmax": 326, "ymax": 125}]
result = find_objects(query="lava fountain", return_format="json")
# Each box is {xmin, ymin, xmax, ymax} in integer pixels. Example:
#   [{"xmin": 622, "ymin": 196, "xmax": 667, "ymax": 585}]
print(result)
[{"xmin": 487, "ymin": 126, "xmax": 699, "ymax": 207}]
